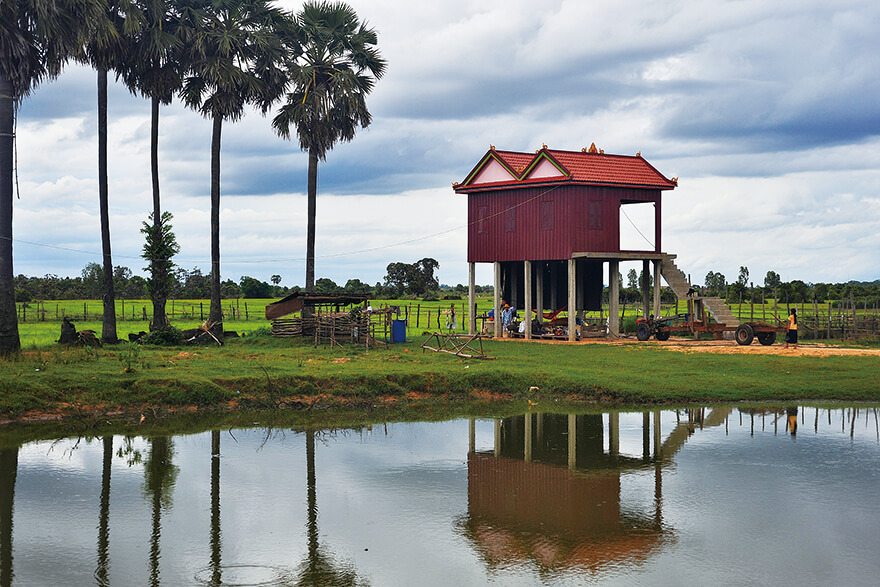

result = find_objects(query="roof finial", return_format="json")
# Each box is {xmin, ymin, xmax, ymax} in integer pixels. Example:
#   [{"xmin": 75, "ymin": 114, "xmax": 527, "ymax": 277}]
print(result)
[
  {"xmin": 636, "ymin": 151, "xmax": 642, "ymax": 157},
  {"xmin": 588, "ymin": 142, "xmax": 598, "ymax": 153},
  {"xmin": 490, "ymin": 144, "xmax": 495, "ymax": 151},
  {"xmin": 542, "ymin": 143, "xmax": 547, "ymax": 150},
  {"xmin": 671, "ymin": 177, "xmax": 679, "ymax": 185}
]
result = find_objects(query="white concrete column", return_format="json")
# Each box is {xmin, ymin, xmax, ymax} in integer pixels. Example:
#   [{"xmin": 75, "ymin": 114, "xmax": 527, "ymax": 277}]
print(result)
[
  {"xmin": 567, "ymin": 258, "xmax": 577, "ymax": 341},
  {"xmin": 524, "ymin": 260, "xmax": 533, "ymax": 340},
  {"xmin": 494, "ymin": 418, "xmax": 501, "ymax": 457},
  {"xmin": 493, "ymin": 262, "xmax": 502, "ymax": 338},
  {"xmin": 653, "ymin": 259, "xmax": 662, "ymax": 318},
  {"xmin": 568, "ymin": 414, "xmax": 577, "ymax": 469},
  {"xmin": 609, "ymin": 260, "xmax": 620, "ymax": 336},
  {"xmin": 535, "ymin": 262, "xmax": 544, "ymax": 324},
  {"xmin": 469, "ymin": 418, "xmax": 475, "ymax": 453},
  {"xmin": 468, "ymin": 262, "xmax": 476, "ymax": 335}
]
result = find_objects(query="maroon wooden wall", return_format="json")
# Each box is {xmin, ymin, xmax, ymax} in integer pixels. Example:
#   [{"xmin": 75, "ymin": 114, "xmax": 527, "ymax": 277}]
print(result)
[{"xmin": 467, "ymin": 185, "xmax": 661, "ymax": 263}]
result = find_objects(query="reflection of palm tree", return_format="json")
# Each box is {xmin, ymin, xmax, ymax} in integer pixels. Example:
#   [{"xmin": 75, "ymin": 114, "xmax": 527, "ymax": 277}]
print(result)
[
  {"xmin": 210, "ymin": 430, "xmax": 221, "ymax": 585},
  {"xmin": 0, "ymin": 447, "xmax": 17, "ymax": 586},
  {"xmin": 143, "ymin": 437, "xmax": 178, "ymax": 586},
  {"xmin": 295, "ymin": 429, "xmax": 362, "ymax": 586},
  {"xmin": 96, "ymin": 436, "xmax": 112, "ymax": 586}
]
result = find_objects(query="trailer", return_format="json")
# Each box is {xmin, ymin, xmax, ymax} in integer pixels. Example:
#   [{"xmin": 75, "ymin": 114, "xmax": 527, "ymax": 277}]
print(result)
[{"xmin": 635, "ymin": 298, "xmax": 786, "ymax": 345}]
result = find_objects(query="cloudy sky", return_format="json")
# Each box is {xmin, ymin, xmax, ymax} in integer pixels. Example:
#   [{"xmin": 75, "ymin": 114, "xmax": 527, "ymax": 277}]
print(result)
[{"xmin": 12, "ymin": 0, "xmax": 880, "ymax": 289}]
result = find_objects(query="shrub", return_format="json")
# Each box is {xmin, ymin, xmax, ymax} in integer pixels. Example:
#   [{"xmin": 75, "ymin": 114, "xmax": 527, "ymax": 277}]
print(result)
[{"xmin": 141, "ymin": 326, "xmax": 184, "ymax": 346}]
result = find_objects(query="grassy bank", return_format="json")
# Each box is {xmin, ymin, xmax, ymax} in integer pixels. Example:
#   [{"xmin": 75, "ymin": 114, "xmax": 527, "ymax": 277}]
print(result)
[{"xmin": 1, "ymin": 334, "xmax": 878, "ymax": 422}]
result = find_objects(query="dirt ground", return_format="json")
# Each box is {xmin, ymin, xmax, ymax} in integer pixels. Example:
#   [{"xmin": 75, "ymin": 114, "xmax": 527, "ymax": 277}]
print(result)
[{"xmin": 492, "ymin": 334, "xmax": 880, "ymax": 356}]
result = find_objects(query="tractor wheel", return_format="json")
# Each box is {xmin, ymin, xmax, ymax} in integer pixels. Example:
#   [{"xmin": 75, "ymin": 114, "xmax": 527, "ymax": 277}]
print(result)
[
  {"xmin": 735, "ymin": 324, "xmax": 755, "ymax": 346},
  {"xmin": 757, "ymin": 332, "xmax": 777, "ymax": 346},
  {"xmin": 637, "ymin": 323, "xmax": 651, "ymax": 341},
  {"xmin": 655, "ymin": 329, "xmax": 671, "ymax": 341}
]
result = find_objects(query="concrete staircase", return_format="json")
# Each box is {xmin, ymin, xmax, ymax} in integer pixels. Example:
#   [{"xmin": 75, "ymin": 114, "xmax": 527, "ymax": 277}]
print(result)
[{"xmin": 659, "ymin": 256, "xmax": 739, "ymax": 327}]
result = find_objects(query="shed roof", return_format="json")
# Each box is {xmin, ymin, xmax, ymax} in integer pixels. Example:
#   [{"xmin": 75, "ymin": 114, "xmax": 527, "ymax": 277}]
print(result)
[{"xmin": 454, "ymin": 145, "xmax": 677, "ymax": 192}]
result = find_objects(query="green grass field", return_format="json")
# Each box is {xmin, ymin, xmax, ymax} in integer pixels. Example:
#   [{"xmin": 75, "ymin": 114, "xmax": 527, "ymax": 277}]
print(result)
[
  {"xmin": 16, "ymin": 295, "xmax": 878, "ymax": 348},
  {"xmin": 1, "ymin": 330, "xmax": 878, "ymax": 421}
]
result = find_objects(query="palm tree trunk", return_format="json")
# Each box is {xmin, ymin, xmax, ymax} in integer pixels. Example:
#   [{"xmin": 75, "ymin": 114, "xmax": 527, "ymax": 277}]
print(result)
[
  {"xmin": 98, "ymin": 67, "xmax": 117, "ymax": 344},
  {"xmin": 209, "ymin": 112, "xmax": 223, "ymax": 325},
  {"xmin": 150, "ymin": 95, "xmax": 167, "ymax": 329},
  {"xmin": 0, "ymin": 75, "xmax": 20, "ymax": 355},
  {"xmin": 306, "ymin": 146, "xmax": 318, "ymax": 294}
]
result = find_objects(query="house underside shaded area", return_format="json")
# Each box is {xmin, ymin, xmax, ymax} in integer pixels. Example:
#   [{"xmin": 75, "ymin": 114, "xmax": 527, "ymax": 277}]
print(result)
[
  {"xmin": 467, "ymin": 253, "xmax": 668, "ymax": 341},
  {"xmin": 500, "ymin": 260, "xmax": 604, "ymax": 313}
]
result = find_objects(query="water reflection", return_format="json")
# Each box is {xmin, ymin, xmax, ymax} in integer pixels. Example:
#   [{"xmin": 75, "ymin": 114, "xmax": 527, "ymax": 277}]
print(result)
[
  {"xmin": 458, "ymin": 409, "xmax": 731, "ymax": 574},
  {"xmin": 0, "ymin": 405, "xmax": 878, "ymax": 585},
  {"xmin": 0, "ymin": 448, "xmax": 16, "ymax": 587}
]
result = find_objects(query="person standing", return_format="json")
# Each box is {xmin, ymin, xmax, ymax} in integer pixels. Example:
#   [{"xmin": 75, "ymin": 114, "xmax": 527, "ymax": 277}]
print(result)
[{"xmin": 785, "ymin": 308, "xmax": 798, "ymax": 349}]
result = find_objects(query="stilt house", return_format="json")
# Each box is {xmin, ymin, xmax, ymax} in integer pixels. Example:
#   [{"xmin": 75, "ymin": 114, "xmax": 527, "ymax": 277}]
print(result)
[{"xmin": 454, "ymin": 144, "xmax": 687, "ymax": 340}]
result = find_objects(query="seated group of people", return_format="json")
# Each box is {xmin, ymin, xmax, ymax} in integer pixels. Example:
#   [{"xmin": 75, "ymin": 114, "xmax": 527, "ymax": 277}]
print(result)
[{"xmin": 486, "ymin": 301, "xmax": 581, "ymax": 337}]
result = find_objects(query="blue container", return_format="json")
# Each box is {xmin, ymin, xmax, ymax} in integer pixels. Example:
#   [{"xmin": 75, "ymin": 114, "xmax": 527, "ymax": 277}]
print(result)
[{"xmin": 391, "ymin": 319, "xmax": 407, "ymax": 343}]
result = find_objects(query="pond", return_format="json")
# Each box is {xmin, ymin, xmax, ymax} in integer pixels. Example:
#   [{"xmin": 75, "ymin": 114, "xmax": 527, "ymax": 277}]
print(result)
[{"xmin": 2, "ymin": 405, "xmax": 879, "ymax": 586}]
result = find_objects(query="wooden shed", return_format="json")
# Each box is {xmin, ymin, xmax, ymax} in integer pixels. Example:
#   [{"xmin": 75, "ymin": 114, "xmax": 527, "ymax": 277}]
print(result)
[{"xmin": 453, "ymin": 144, "xmax": 679, "ymax": 339}]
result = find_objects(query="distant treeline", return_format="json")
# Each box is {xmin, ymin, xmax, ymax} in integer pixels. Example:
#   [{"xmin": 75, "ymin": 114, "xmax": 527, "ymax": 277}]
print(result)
[
  {"xmin": 13, "ymin": 261, "xmax": 494, "ymax": 303},
  {"xmin": 15, "ymin": 262, "xmax": 878, "ymax": 305}
]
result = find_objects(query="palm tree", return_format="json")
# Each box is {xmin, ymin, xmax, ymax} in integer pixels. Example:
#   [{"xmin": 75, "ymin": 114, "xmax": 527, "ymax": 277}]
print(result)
[
  {"xmin": 272, "ymin": 1, "xmax": 386, "ymax": 294},
  {"xmin": 118, "ymin": 0, "xmax": 185, "ymax": 330},
  {"xmin": 0, "ymin": 0, "xmax": 102, "ymax": 355},
  {"xmin": 179, "ymin": 0, "xmax": 292, "ymax": 330},
  {"xmin": 82, "ymin": 0, "xmax": 147, "ymax": 344}
]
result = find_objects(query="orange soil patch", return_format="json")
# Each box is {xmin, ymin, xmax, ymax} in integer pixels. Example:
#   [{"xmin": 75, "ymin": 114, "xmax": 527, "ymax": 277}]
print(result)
[{"xmin": 643, "ymin": 338, "xmax": 880, "ymax": 357}]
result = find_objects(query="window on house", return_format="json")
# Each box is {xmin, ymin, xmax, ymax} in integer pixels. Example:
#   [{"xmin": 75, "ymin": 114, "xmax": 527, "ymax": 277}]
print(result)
[
  {"xmin": 540, "ymin": 200, "xmax": 554, "ymax": 231},
  {"xmin": 588, "ymin": 199, "xmax": 603, "ymax": 230},
  {"xmin": 504, "ymin": 207, "xmax": 516, "ymax": 232}
]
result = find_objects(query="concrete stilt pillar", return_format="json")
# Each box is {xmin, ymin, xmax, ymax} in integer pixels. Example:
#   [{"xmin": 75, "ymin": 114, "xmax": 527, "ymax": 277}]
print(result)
[
  {"xmin": 609, "ymin": 260, "xmax": 620, "ymax": 336},
  {"xmin": 494, "ymin": 419, "xmax": 501, "ymax": 457},
  {"xmin": 524, "ymin": 260, "xmax": 532, "ymax": 340},
  {"xmin": 536, "ymin": 262, "xmax": 544, "ymax": 324},
  {"xmin": 568, "ymin": 413, "xmax": 577, "ymax": 469},
  {"xmin": 567, "ymin": 259, "xmax": 577, "ymax": 341},
  {"xmin": 653, "ymin": 259, "xmax": 662, "ymax": 318},
  {"xmin": 493, "ymin": 262, "xmax": 501, "ymax": 338},
  {"xmin": 469, "ymin": 418, "xmax": 475, "ymax": 453},
  {"xmin": 468, "ymin": 262, "xmax": 476, "ymax": 335}
]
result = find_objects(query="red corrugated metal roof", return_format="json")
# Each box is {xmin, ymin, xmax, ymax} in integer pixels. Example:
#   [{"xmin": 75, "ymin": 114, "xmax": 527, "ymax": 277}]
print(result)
[{"xmin": 455, "ymin": 146, "xmax": 677, "ymax": 192}]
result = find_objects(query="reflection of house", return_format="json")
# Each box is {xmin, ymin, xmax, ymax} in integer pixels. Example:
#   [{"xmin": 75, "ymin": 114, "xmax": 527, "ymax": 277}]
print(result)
[{"xmin": 460, "ymin": 410, "xmax": 729, "ymax": 573}]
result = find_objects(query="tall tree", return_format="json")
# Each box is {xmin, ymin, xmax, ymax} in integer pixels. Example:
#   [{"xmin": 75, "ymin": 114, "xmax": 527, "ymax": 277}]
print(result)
[
  {"xmin": 119, "ymin": 0, "xmax": 185, "ymax": 329},
  {"xmin": 272, "ymin": 1, "xmax": 386, "ymax": 293},
  {"xmin": 0, "ymin": 0, "xmax": 102, "ymax": 355},
  {"xmin": 82, "ymin": 0, "xmax": 146, "ymax": 344},
  {"xmin": 180, "ymin": 0, "xmax": 291, "ymax": 329}
]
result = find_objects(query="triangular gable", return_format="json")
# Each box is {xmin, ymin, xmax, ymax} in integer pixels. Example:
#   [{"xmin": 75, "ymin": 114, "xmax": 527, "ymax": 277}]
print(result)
[
  {"xmin": 521, "ymin": 151, "xmax": 569, "ymax": 181},
  {"xmin": 462, "ymin": 150, "xmax": 518, "ymax": 186},
  {"xmin": 470, "ymin": 157, "xmax": 517, "ymax": 185}
]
